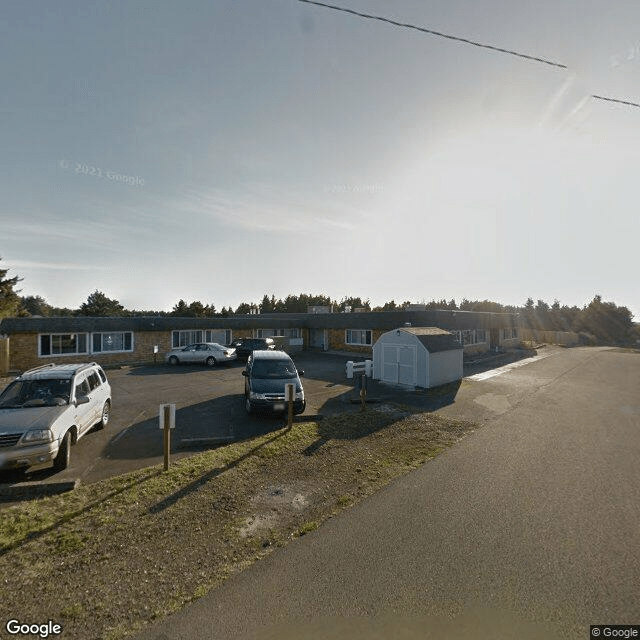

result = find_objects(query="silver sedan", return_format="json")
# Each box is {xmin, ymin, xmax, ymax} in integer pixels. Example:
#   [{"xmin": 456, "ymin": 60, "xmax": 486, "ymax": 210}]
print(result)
[{"xmin": 165, "ymin": 343, "xmax": 237, "ymax": 367}]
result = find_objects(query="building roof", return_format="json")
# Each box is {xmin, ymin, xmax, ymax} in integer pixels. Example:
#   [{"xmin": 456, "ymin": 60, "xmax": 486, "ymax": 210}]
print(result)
[
  {"xmin": 394, "ymin": 326, "xmax": 463, "ymax": 353},
  {"xmin": 0, "ymin": 309, "xmax": 518, "ymax": 335}
]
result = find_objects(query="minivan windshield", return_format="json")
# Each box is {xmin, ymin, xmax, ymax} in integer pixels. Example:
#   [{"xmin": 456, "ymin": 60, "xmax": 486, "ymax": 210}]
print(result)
[
  {"xmin": 0, "ymin": 379, "xmax": 71, "ymax": 408},
  {"xmin": 250, "ymin": 360, "xmax": 297, "ymax": 380}
]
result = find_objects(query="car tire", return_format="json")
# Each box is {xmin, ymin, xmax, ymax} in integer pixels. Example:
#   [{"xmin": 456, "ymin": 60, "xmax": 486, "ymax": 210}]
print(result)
[
  {"xmin": 168, "ymin": 356, "xmax": 179, "ymax": 366},
  {"xmin": 53, "ymin": 431, "xmax": 71, "ymax": 472},
  {"xmin": 245, "ymin": 397, "xmax": 253, "ymax": 415},
  {"xmin": 98, "ymin": 400, "xmax": 111, "ymax": 429},
  {"xmin": 206, "ymin": 356, "xmax": 216, "ymax": 367}
]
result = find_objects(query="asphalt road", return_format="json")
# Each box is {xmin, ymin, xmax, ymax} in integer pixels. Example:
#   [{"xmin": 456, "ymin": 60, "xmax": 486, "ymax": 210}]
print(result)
[{"xmin": 133, "ymin": 347, "xmax": 640, "ymax": 640}]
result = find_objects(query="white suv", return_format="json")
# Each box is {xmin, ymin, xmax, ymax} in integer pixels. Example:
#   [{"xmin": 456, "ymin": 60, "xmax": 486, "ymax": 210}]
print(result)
[{"xmin": 0, "ymin": 362, "xmax": 111, "ymax": 473}]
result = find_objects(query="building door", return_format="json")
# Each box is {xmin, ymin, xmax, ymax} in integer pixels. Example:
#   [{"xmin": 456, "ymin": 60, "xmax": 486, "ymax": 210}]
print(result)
[
  {"xmin": 490, "ymin": 328, "xmax": 500, "ymax": 351},
  {"xmin": 309, "ymin": 329, "xmax": 327, "ymax": 350}
]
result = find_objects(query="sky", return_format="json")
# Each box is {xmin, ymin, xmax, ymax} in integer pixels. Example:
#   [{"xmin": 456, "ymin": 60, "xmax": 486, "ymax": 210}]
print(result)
[{"xmin": 2, "ymin": 0, "xmax": 639, "ymax": 318}]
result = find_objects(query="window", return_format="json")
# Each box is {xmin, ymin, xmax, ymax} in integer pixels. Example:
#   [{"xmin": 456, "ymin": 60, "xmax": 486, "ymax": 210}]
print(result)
[
  {"xmin": 502, "ymin": 328, "xmax": 517, "ymax": 340},
  {"xmin": 92, "ymin": 332, "xmax": 133, "ymax": 353},
  {"xmin": 75, "ymin": 378, "xmax": 90, "ymax": 397},
  {"xmin": 461, "ymin": 329, "xmax": 475, "ymax": 345},
  {"xmin": 345, "ymin": 329, "xmax": 372, "ymax": 345},
  {"xmin": 454, "ymin": 330, "xmax": 487, "ymax": 346},
  {"xmin": 172, "ymin": 329, "xmax": 232, "ymax": 347},
  {"xmin": 172, "ymin": 330, "xmax": 203, "ymax": 348},
  {"xmin": 204, "ymin": 329, "xmax": 232, "ymax": 343},
  {"xmin": 39, "ymin": 333, "xmax": 88, "ymax": 356},
  {"xmin": 256, "ymin": 328, "xmax": 301, "ymax": 338},
  {"xmin": 87, "ymin": 372, "xmax": 101, "ymax": 390}
]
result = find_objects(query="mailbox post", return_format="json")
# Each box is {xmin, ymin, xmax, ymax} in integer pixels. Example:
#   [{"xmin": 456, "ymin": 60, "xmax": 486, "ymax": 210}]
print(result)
[
  {"xmin": 159, "ymin": 403, "xmax": 176, "ymax": 471},
  {"xmin": 285, "ymin": 383, "xmax": 295, "ymax": 429},
  {"xmin": 346, "ymin": 360, "xmax": 372, "ymax": 411}
]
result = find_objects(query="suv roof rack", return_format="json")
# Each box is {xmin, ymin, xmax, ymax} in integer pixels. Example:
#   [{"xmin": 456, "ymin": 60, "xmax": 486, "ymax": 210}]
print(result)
[
  {"xmin": 21, "ymin": 362, "xmax": 101, "ymax": 378},
  {"xmin": 22, "ymin": 363, "xmax": 58, "ymax": 376},
  {"xmin": 73, "ymin": 362, "xmax": 100, "ymax": 374}
]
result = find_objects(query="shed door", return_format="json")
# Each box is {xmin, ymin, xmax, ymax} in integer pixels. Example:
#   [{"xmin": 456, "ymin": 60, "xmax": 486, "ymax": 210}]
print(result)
[
  {"xmin": 382, "ymin": 345, "xmax": 398, "ymax": 383},
  {"xmin": 398, "ymin": 345, "xmax": 417, "ymax": 386},
  {"xmin": 381, "ymin": 344, "xmax": 417, "ymax": 386}
]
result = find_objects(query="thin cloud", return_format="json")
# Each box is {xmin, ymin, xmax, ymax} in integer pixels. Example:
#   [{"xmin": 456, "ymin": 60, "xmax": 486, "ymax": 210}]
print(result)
[
  {"xmin": 6, "ymin": 259, "xmax": 107, "ymax": 271},
  {"xmin": 173, "ymin": 183, "xmax": 364, "ymax": 234}
]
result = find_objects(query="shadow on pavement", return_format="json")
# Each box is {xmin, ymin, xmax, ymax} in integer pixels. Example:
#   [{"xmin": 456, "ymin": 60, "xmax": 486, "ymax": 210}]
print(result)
[
  {"xmin": 317, "ymin": 378, "xmax": 462, "ymax": 416},
  {"xmin": 463, "ymin": 346, "xmax": 537, "ymax": 376},
  {"xmin": 124, "ymin": 362, "xmax": 244, "ymax": 376},
  {"xmin": 102, "ymin": 394, "xmax": 287, "ymax": 461}
]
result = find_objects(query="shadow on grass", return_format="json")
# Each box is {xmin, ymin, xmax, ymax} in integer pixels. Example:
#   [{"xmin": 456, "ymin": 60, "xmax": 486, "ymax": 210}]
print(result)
[
  {"xmin": 148, "ymin": 427, "xmax": 291, "ymax": 515},
  {"xmin": 304, "ymin": 379, "xmax": 463, "ymax": 456},
  {"xmin": 0, "ymin": 469, "xmax": 162, "ymax": 556}
]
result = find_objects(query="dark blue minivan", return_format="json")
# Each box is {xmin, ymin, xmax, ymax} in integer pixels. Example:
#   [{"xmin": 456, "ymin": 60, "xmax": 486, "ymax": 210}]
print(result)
[{"xmin": 242, "ymin": 350, "xmax": 305, "ymax": 415}]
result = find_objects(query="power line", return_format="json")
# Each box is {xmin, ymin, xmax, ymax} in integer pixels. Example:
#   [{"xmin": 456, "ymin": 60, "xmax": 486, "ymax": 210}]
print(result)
[
  {"xmin": 297, "ymin": 0, "xmax": 567, "ymax": 69},
  {"xmin": 298, "ymin": 1, "xmax": 640, "ymax": 111},
  {"xmin": 591, "ymin": 95, "xmax": 640, "ymax": 109}
]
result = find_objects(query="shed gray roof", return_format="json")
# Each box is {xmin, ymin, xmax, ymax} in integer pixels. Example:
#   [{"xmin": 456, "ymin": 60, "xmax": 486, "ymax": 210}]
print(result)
[{"xmin": 395, "ymin": 327, "xmax": 463, "ymax": 353}]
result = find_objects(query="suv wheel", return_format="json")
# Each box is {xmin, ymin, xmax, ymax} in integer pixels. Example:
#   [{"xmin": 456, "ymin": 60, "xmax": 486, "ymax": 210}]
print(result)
[
  {"xmin": 168, "ymin": 356, "xmax": 179, "ymax": 366},
  {"xmin": 53, "ymin": 431, "xmax": 71, "ymax": 472},
  {"xmin": 205, "ymin": 356, "xmax": 216, "ymax": 367},
  {"xmin": 98, "ymin": 400, "xmax": 111, "ymax": 429}
]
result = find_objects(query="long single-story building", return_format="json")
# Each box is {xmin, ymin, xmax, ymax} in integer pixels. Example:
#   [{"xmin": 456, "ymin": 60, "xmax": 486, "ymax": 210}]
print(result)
[{"xmin": 0, "ymin": 308, "xmax": 521, "ymax": 374}]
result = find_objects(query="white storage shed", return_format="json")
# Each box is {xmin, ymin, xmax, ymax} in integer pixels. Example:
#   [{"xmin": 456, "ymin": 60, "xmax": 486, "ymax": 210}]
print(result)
[{"xmin": 373, "ymin": 327, "xmax": 463, "ymax": 389}]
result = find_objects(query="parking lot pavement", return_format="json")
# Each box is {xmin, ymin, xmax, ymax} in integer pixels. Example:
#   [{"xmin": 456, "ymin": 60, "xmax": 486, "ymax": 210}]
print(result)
[
  {"xmin": 0, "ymin": 354, "xmax": 359, "ymax": 488},
  {"xmin": 0, "ymin": 347, "xmax": 557, "ymax": 490}
]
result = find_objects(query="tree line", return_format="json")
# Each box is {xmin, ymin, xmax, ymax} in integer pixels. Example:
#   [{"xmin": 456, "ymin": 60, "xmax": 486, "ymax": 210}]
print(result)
[{"xmin": 0, "ymin": 259, "xmax": 637, "ymax": 345}]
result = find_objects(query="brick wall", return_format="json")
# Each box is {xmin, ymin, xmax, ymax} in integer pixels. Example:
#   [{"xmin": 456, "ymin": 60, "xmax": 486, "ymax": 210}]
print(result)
[
  {"xmin": 326, "ymin": 328, "xmax": 384, "ymax": 353},
  {"xmin": 9, "ymin": 331, "xmax": 175, "ymax": 372},
  {"xmin": 462, "ymin": 342, "xmax": 491, "ymax": 356},
  {"xmin": 520, "ymin": 328, "xmax": 579, "ymax": 346},
  {"xmin": 0, "ymin": 337, "xmax": 9, "ymax": 376}
]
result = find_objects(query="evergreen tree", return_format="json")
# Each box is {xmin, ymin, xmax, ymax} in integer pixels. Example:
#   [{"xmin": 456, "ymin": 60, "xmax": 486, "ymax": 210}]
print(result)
[
  {"xmin": 0, "ymin": 259, "xmax": 21, "ymax": 318},
  {"xmin": 20, "ymin": 295, "xmax": 51, "ymax": 317},
  {"xmin": 235, "ymin": 302, "xmax": 254, "ymax": 314},
  {"xmin": 171, "ymin": 299, "xmax": 189, "ymax": 316},
  {"xmin": 78, "ymin": 291, "xmax": 125, "ymax": 316}
]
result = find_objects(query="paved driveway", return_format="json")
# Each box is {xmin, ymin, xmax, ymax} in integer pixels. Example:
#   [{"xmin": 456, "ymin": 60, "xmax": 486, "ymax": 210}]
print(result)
[{"xmin": 132, "ymin": 346, "xmax": 640, "ymax": 639}]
